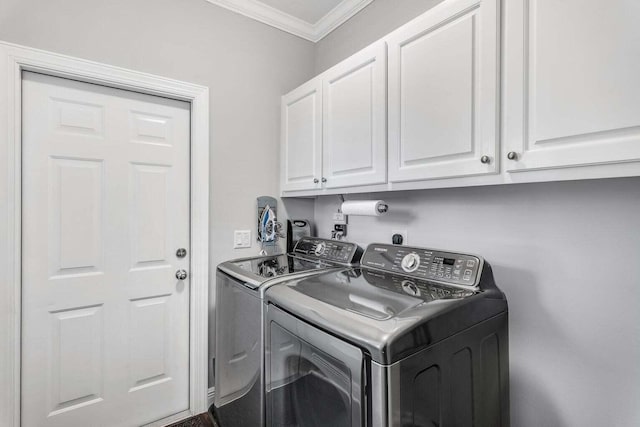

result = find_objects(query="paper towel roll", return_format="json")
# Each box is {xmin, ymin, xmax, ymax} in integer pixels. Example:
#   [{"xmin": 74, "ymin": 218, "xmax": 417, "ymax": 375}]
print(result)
[{"xmin": 341, "ymin": 200, "xmax": 388, "ymax": 216}]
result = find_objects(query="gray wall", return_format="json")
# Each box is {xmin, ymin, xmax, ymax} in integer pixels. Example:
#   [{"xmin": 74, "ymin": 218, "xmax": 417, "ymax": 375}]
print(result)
[
  {"xmin": 312, "ymin": 1, "xmax": 640, "ymax": 425},
  {"xmin": 314, "ymin": 0, "xmax": 444, "ymax": 73},
  {"xmin": 0, "ymin": 0, "xmax": 316, "ymax": 388},
  {"xmin": 314, "ymin": 179, "xmax": 640, "ymax": 426}
]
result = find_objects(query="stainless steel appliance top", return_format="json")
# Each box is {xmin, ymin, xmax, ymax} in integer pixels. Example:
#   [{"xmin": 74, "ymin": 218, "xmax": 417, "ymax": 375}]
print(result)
[
  {"xmin": 217, "ymin": 237, "xmax": 363, "ymax": 289},
  {"xmin": 265, "ymin": 243, "xmax": 507, "ymax": 364}
]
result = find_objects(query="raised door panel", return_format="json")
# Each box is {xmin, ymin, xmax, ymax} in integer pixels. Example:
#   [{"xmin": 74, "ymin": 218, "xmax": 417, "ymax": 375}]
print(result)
[
  {"xmin": 129, "ymin": 163, "xmax": 170, "ymax": 268},
  {"xmin": 387, "ymin": 0, "xmax": 499, "ymax": 182},
  {"xmin": 49, "ymin": 158, "xmax": 104, "ymax": 278},
  {"xmin": 504, "ymin": 0, "xmax": 640, "ymax": 171},
  {"xmin": 128, "ymin": 296, "xmax": 172, "ymax": 392},
  {"xmin": 48, "ymin": 305, "xmax": 104, "ymax": 416},
  {"xmin": 322, "ymin": 41, "xmax": 387, "ymax": 188},
  {"xmin": 281, "ymin": 78, "xmax": 323, "ymax": 192}
]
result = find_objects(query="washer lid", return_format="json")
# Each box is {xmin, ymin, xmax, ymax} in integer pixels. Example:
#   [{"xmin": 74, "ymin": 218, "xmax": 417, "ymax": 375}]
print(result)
[
  {"xmin": 265, "ymin": 267, "xmax": 507, "ymax": 364},
  {"xmin": 217, "ymin": 237, "xmax": 363, "ymax": 289},
  {"xmin": 218, "ymin": 254, "xmax": 334, "ymax": 289}
]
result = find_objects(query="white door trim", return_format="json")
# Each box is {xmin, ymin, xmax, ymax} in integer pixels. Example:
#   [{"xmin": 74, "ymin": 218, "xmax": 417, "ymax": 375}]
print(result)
[{"xmin": 0, "ymin": 41, "xmax": 210, "ymax": 427}]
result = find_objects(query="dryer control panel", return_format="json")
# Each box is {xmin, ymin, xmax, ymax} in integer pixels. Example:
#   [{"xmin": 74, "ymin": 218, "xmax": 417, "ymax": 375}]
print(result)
[
  {"xmin": 293, "ymin": 237, "xmax": 362, "ymax": 265},
  {"xmin": 361, "ymin": 243, "xmax": 483, "ymax": 287}
]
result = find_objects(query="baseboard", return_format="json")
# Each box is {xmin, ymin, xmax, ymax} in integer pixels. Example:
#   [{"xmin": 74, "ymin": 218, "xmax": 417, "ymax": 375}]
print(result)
[{"xmin": 207, "ymin": 387, "xmax": 215, "ymax": 408}]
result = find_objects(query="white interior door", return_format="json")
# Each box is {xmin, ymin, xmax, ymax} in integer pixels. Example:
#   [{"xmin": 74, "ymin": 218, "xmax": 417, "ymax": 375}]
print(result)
[{"xmin": 21, "ymin": 71, "xmax": 191, "ymax": 427}]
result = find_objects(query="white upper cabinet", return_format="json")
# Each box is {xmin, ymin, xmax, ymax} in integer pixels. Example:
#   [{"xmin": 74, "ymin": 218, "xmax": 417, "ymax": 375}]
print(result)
[
  {"xmin": 387, "ymin": 0, "xmax": 499, "ymax": 183},
  {"xmin": 281, "ymin": 77, "xmax": 323, "ymax": 192},
  {"xmin": 281, "ymin": 0, "xmax": 640, "ymax": 195},
  {"xmin": 504, "ymin": 0, "xmax": 640, "ymax": 172},
  {"xmin": 322, "ymin": 41, "xmax": 387, "ymax": 188}
]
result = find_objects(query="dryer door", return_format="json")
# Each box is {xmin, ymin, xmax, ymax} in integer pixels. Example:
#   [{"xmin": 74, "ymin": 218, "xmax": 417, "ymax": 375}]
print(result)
[{"xmin": 265, "ymin": 304, "xmax": 364, "ymax": 427}]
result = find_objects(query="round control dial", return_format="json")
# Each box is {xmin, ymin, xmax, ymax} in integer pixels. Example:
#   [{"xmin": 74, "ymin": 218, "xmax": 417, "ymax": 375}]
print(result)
[
  {"xmin": 401, "ymin": 252, "xmax": 421, "ymax": 273},
  {"xmin": 314, "ymin": 242, "xmax": 327, "ymax": 256},
  {"xmin": 401, "ymin": 280, "xmax": 421, "ymax": 297}
]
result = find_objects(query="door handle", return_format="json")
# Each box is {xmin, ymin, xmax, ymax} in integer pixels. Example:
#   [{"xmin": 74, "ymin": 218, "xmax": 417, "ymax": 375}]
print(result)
[{"xmin": 175, "ymin": 269, "xmax": 188, "ymax": 280}]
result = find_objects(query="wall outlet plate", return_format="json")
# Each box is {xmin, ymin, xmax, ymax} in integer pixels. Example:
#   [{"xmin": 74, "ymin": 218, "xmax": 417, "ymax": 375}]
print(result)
[
  {"xmin": 332, "ymin": 223, "xmax": 347, "ymax": 239},
  {"xmin": 392, "ymin": 229, "xmax": 408, "ymax": 245},
  {"xmin": 333, "ymin": 212, "xmax": 347, "ymax": 224},
  {"xmin": 234, "ymin": 230, "xmax": 252, "ymax": 248}
]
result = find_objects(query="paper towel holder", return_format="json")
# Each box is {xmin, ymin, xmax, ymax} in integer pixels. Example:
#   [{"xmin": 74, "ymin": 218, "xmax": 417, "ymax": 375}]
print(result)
[{"xmin": 340, "ymin": 198, "xmax": 390, "ymax": 216}]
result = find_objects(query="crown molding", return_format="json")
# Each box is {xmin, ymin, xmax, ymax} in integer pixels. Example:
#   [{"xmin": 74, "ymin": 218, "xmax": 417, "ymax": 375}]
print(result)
[
  {"xmin": 204, "ymin": 0, "xmax": 373, "ymax": 42},
  {"xmin": 313, "ymin": 0, "xmax": 373, "ymax": 40}
]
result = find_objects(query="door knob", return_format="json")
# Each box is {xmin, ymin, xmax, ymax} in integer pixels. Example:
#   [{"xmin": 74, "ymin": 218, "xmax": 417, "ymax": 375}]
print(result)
[
  {"xmin": 321, "ymin": 177, "xmax": 327, "ymax": 183},
  {"xmin": 313, "ymin": 178, "xmax": 319, "ymax": 183},
  {"xmin": 175, "ymin": 269, "xmax": 188, "ymax": 280},
  {"xmin": 176, "ymin": 248, "xmax": 187, "ymax": 258},
  {"xmin": 480, "ymin": 155, "xmax": 491, "ymax": 164},
  {"xmin": 507, "ymin": 151, "xmax": 518, "ymax": 160}
]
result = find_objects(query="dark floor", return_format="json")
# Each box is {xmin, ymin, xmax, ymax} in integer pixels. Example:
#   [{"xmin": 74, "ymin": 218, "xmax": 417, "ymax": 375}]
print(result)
[{"xmin": 167, "ymin": 413, "xmax": 217, "ymax": 427}]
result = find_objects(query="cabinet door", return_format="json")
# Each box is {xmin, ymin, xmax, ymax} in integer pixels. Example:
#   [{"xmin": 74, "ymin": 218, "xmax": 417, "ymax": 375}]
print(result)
[
  {"xmin": 504, "ymin": 0, "xmax": 640, "ymax": 172},
  {"xmin": 322, "ymin": 41, "xmax": 387, "ymax": 188},
  {"xmin": 281, "ymin": 78, "xmax": 323, "ymax": 192},
  {"xmin": 387, "ymin": 0, "xmax": 499, "ymax": 182}
]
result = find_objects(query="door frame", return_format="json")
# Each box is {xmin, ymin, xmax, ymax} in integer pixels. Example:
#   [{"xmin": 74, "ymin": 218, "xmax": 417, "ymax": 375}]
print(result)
[{"xmin": 0, "ymin": 41, "xmax": 210, "ymax": 427}]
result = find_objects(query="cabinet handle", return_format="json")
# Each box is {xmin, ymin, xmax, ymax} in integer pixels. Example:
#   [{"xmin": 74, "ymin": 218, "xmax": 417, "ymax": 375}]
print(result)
[
  {"xmin": 321, "ymin": 177, "xmax": 327, "ymax": 183},
  {"xmin": 313, "ymin": 178, "xmax": 319, "ymax": 183},
  {"xmin": 480, "ymin": 155, "xmax": 491, "ymax": 164},
  {"xmin": 507, "ymin": 151, "xmax": 518, "ymax": 161}
]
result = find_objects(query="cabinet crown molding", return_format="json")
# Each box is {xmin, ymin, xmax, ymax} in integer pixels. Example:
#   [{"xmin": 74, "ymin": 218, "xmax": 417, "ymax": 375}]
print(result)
[{"xmin": 204, "ymin": 0, "xmax": 373, "ymax": 42}]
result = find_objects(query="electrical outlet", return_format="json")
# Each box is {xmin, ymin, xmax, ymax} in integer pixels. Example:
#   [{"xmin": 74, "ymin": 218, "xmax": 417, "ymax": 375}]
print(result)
[
  {"xmin": 333, "ymin": 212, "xmax": 347, "ymax": 224},
  {"xmin": 234, "ymin": 230, "xmax": 252, "ymax": 248},
  {"xmin": 332, "ymin": 223, "xmax": 347, "ymax": 240},
  {"xmin": 392, "ymin": 229, "xmax": 408, "ymax": 245}
]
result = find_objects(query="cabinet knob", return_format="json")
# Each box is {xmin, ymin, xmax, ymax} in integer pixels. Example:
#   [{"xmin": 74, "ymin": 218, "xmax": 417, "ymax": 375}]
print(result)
[
  {"xmin": 507, "ymin": 151, "xmax": 518, "ymax": 161},
  {"xmin": 480, "ymin": 155, "xmax": 491, "ymax": 164},
  {"xmin": 321, "ymin": 177, "xmax": 327, "ymax": 183},
  {"xmin": 313, "ymin": 178, "xmax": 319, "ymax": 183}
]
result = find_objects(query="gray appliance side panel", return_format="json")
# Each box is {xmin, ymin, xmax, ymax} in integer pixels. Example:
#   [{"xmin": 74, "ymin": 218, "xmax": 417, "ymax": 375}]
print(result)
[
  {"xmin": 217, "ymin": 260, "xmax": 266, "ymax": 289},
  {"xmin": 213, "ymin": 270, "xmax": 263, "ymax": 427},
  {"xmin": 387, "ymin": 312, "xmax": 510, "ymax": 427}
]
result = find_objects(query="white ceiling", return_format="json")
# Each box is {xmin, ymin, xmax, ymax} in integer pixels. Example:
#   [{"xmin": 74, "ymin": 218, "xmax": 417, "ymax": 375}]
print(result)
[
  {"xmin": 258, "ymin": 0, "xmax": 344, "ymax": 24},
  {"xmin": 205, "ymin": 0, "xmax": 374, "ymax": 42}
]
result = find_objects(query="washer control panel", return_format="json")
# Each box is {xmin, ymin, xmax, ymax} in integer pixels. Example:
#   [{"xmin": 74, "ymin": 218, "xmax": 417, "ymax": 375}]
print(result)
[
  {"xmin": 293, "ymin": 237, "xmax": 361, "ymax": 264},
  {"xmin": 361, "ymin": 243, "xmax": 482, "ymax": 287}
]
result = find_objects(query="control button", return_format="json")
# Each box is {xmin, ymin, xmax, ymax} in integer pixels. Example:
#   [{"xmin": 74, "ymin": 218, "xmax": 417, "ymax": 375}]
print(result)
[
  {"xmin": 314, "ymin": 242, "xmax": 327, "ymax": 256},
  {"xmin": 401, "ymin": 280, "xmax": 421, "ymax": 297},
  {"xmin": 466, "ymin": 260, "xmax": 475, "ymax": 267},
  {"xmin": 401, "ymin": 253, "xmax": 421, "ymax": 273}
]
